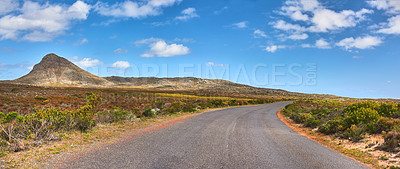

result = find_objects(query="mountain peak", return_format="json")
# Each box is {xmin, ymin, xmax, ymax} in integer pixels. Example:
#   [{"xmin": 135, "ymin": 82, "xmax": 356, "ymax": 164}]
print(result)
[
  {"xmin": 42, "ymin": 53, "xmax": 62, "ymax": 60},
  {"xmin": 14, "ymin": 53, "xmax": 112, "ymax": 86}
]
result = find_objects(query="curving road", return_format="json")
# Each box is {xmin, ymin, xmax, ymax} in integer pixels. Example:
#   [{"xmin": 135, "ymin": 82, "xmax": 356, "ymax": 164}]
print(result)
[{"xmin": 62, "ymin": 102, "xmax": 368, "ymax": 169}]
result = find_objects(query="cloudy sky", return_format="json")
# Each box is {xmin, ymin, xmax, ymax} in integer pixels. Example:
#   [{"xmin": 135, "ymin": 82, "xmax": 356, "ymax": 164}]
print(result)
[{"xmin": 0, "ymin": 0, "xmax": 399, "ymax": 99}]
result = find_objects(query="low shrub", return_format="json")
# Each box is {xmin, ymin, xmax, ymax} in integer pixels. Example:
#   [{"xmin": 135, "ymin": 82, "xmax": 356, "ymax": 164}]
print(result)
[
  {"xmin": 165, "ymin": 102, "xmax": 197, "ymax": 114},
  {"xmin": 343, "ymin": 107, "xmax": 381, "ymax": 128},
  {"xmin": 303, "ymin": 114, "xmax": 321, "ymax": 128},
  {"xmin": 142, "ymin": 108, "xmax": 158, "ymax": 118},
  {"xmin": 376, "ymin": 117, "xmax": 400, "ymax": 133},
  {"xmin": 0, "ymin": 93, "xmax": 102, "ymax": 152},
  {"xmin": 318, "ymin": 118, "xmax": 345, "ymax": 135},
  {"xmin": 342, "ymin": 124, "xmax": 365, "ymax": 142},
  {"xmin": 381, "ymin": 127, "xmax": 400, "ymax": 152},
  {"xmin": 34, "ymin": 97, "xmax": 48, "ymax": 101},
  {"xmin": 96, "ymin": 109, "xmax": 132, "ymax": 123}
]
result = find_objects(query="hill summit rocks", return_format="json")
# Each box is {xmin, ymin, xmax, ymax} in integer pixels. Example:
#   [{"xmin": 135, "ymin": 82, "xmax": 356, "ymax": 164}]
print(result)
[{"xmin": 14, "ymin": 53, "xmax": 112, "ymax": 86}]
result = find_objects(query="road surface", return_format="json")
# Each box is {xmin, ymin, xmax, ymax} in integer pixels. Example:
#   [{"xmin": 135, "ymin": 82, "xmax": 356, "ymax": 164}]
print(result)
[{"xmin": 62, "ymin": 102, "xmax": 368, "ymax": 169}]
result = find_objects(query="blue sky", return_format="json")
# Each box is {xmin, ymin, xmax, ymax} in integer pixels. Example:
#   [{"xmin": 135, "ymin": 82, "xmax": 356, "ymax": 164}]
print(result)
[{"xmin": 0, "ymin": 0, "xmax": 399, "ymax": 99}]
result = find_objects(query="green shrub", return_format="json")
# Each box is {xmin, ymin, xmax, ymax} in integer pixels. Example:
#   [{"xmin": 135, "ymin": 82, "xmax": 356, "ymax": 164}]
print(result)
[
  {"xmin": 378, "ymin": 103, "xmax": 397, "ymax": 117},
  {"xmin": 344, "ymin": 107, "xmax": 381, "ymax": 128},
  {"xmin": 343, "ymin": 102, "xmax": 380, "ymax": 115},
  {"xmin": 153, "ymin": 101, "xmax": 165, "ymax": 109},
  {"xmin": 165, "ymin": 102, "xmax": 196, "ymax": 114},
  {"xmin": 392, "ymin": 111, "xmax": 400, "ymax": 118},
  {"xmin": 229, "ymin": 99, "xmax": 238, "ymax": 106},
  {"xmin": 142, "ymin": 108, "xmax": 157, "ymax": 118},
  {"xmin": 2, "ymin": 112, "xmax": 19, "ymax": 123},
  {"xmin": 96, "ymin": 110, "xmax": 130, "ymax": 123},
  {"xmin": 318, "ymin": 118, "xmax": 345, "ymax": 134},
  {"xmin": 304, "ymin": 115, "xmax": 321, "ymax": 128},
  {"xmin": 34, "ymin": 97, "xmax": 48, "ymax": 101},
  {"xmin": 343, "ymin": 124, "xmax": 365, "ymax": 142},
  {"xmin": 208, "ymin": 99, "xmax": 223, "ymax": 107}
]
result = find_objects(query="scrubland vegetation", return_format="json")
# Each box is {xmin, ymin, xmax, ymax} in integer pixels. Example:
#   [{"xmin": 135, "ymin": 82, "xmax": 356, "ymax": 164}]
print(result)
[
  {"xmin": 282, "ymin": 100, "xmax": 400, "ymax": 152},
  {"xmin": 0, "ymin": 83, "xmax": 288, "ymax": 156}
]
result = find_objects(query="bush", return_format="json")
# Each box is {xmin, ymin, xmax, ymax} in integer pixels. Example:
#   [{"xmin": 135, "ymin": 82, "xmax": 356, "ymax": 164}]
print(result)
[
  {"xmin": 381, "ymin": 127, "xmax": 400, "ymax": 152},
  {"xmin": 165, "ymin": 102, "xmax": 196, "ymax": 114},
  {"xmin": 34, "ymin": 97, "xmax": 48, "ymax": 101},
  {"xmin": 376, "ymin": 117, "xmax": 400, "ymax": 133},
  {"xmin": 342, "ymin": 124, "xmax": 365, "ymax": 142},
  {"xmin": 318, "ymin": 118, "xmax": 345, "ymax": 134},
  {"xmin": 304, "ymin": 115, "xmax": 321, "ymax": 128},
  {"xmin": 343, "ymin": 102, "xmax": 379, "ymax": 115},
  {"xmin": 392, "ymin": 111, "xmax": 400, "ymax": 119},
  {"xmin": 142, "ymin": 108, "xmax": 157, "ymax": 118},
  {"xmin": 378, "ymin": 103, "xmax": 397, "ymax": 117},
  {"xmin": 0, "ymin": 93, "xmax": 103, "ymax": 152},
  {"xmin": 229, "ymin": 99, "xmax": 238, "ymax": 106},
  {"xmin": 208, "ymin": 99, "xmax": 223, "ymax": 108},
  {"xmin": 344, "ymin": 107, "xmax": 381, "ymax": 128},
  {"xmin": 95, "ymin": 110, "xmax": 131, "ymax": 123},
  {"xmin": 2, "ymin": 112, "xmax": 19, "ymax": 123},
  {"xmin": 153, "ymin": 101, "xmax": 165, "ymax": 109}
]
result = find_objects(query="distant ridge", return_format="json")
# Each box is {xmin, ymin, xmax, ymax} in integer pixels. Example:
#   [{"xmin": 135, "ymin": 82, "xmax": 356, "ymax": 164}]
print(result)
[
  {"xmin": 14, "ymin": 53, "xmax": 112, "ymax": 86},
  {"xmin": 10, "ymin": 53, "xmax": 323, "ymax": 98}
]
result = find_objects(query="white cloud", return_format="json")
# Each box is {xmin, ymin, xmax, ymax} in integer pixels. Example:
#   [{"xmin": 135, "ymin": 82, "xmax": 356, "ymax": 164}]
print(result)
[
  {"xmin": 309, "ymin": 8, "xmax": 373, "ymax": 32},
  {"xmin": 22, "ymin": 31, "xmax": 61, "ymax": 42},
  {"xmin": 112, "ymin": 61, "xmax": 131, "ymax": 69},
  {"xmin": 133, "ymin": 37, "xmax": 162, "ymax": 45},
  {"xmin": 276, "ymin": 0, "xmax": 373, "ymax": 33},
  {"xmin": 265, "ymin": 45, "xmax": 286, "ymax": 53},
  {"xmin": 254, "ymin": 29, "xmax": 267, "ymax": 38},
  {"xmin": 0, "ymin": 1, "xmax": 91, "ymax": 41},
  {"xmin": 232, "ymin": 21, "xmax": 248, "ymax": 28},
  {"xmin": 377, "ymin": 15, "xmax": 400, "ymax": 34},
  {"xmin": 141, "ymin": 39, "xmax": 190, "ymax": 57},
  {"xmin": 287, "ymin": 33, "xmax": 308, "ymax": 40},
  {"xmin": 280, "ymin": 0, "xmax": 319, "ymax": 21},
  {"xmin": 315, "ymin": 38, "xmax": 331, "ymax": 49},
  {"xmin": 72, "ymin": 56, "xmax": 103, "ymax": 68},
  {"xmin": 0, "ymin": 0, "xmax": 18, "ymax": 15},
  {"xmin": 75, "ymin": 38, "xmax": 88, "ymax": 45},
  {"xmin": 175, "ymin": 8, "xmax": 199, "ymax": 21},
  {"xmin": 94, "ymin": 0, "xmax": 182, "ymax": 18},
  {"xmin": 205, "ymin": 62, "xmax": 228, "ymax": 67},
  {"xmin": 272, "ymin": 20, "xmax": 306, "ymax": 32},
  {"xmin": 114, "ymin": 48, "xmax": 128, "ymax": 54},
  {"xmin": 336, "ymin": 36, "xmax": 383, "ymax": 50},
  {"xmin": 368, "ymin": 0, "xmax": 400, "ymax": 13}
]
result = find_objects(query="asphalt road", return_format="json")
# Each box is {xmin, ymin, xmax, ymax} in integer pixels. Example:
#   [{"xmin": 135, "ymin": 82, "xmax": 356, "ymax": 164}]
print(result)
[{"xmin": 62, "ymin": 102, "xmax": 369, "ymax": 169}]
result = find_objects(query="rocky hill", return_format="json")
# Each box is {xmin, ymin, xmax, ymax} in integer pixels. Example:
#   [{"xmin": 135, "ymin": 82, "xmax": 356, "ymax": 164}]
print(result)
[{"xmin": 14, "ymin": 53, "xmax": 112, "ymax": 86}]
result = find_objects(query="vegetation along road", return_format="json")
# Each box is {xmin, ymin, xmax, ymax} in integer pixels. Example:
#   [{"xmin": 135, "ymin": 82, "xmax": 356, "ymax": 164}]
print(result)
[{"xmin": 62, "ymin": 102, "xmax": 368, "ymax": 169}]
